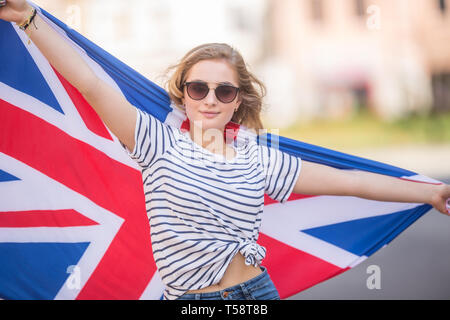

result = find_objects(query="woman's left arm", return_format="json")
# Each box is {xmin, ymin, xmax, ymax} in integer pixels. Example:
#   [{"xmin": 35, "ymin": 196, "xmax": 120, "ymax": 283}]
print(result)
[{"xmin": 293, "ymin": 160, "xmax": 450, "ymax": 215}]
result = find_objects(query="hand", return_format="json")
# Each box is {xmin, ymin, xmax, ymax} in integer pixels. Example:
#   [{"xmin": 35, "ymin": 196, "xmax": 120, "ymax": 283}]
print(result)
[
  {"xmin": 429, "ymin": 183, "xmax": 450, "ymax": 216},
  {"xmin": 0, "ymin": 0, "xmax": 32, "ymax": 24}
]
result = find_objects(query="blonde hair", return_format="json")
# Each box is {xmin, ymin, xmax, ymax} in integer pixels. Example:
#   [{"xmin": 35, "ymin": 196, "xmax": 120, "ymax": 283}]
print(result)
[{"xmin": 165, "ymin": 43, "xmax": 266, "ymax": 131}]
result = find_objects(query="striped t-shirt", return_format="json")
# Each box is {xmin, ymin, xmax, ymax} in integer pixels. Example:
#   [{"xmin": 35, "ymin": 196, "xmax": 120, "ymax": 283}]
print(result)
[{"xmin": 126, "ymin": 109, "xmax": 302, "ymax": 300}]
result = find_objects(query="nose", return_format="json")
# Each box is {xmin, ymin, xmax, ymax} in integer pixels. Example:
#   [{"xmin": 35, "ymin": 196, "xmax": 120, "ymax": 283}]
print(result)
[{"xmin": 204, "ymin": 88, "xmax": 218, "ymax": 105}]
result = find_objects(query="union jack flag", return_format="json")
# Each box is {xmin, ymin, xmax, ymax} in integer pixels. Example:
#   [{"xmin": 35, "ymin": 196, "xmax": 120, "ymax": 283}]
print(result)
[{"xmin": 0, "ymin": 5, "xmax": 441, "ymax": 300}]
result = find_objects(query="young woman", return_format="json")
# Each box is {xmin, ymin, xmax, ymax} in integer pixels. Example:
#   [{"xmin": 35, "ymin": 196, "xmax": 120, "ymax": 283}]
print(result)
[{"xmin": 1, "ymin": 0, "xmax": 449, "ymax": 300}]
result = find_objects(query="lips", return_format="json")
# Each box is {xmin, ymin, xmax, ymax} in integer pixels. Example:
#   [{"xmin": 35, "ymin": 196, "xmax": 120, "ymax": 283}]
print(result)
[{"xmin": 201, "ymin": 111, "xmax": 220, "ymax": 119}]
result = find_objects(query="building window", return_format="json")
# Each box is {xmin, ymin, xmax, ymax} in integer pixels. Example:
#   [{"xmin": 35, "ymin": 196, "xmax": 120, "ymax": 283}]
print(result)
[
  {"xmin": 432, "ymin": 73, "xmax": 450, "ymax": 112},
  {"xmin": 355, "ymin": 0, "xmax": 366, "ymax": 17},
  {"xmin": 310, "ymin": 0, "xmax": 324, "ymax": 22}
]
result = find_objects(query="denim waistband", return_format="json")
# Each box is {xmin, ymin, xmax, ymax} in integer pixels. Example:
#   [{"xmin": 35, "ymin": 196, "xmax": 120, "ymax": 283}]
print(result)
[{"xmin": 177, "ymin": 266, "xmax": 279, "ymax": 300}]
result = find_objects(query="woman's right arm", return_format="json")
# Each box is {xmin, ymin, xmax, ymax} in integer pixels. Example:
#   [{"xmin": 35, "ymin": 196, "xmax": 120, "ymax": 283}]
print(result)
[{"xmin": 0, "ymin": 0, "xmax": 137, "ymax": 151}]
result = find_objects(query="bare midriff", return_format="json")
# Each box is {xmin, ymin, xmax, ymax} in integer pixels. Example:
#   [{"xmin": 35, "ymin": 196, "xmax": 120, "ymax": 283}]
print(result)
[{"xmin": 186, "ymin": 253, "xmax": 262, "ymax": 293}]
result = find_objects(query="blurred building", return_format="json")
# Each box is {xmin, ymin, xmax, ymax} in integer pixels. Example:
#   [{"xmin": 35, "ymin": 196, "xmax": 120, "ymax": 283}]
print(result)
[
  {"xmin": 32, "ymin": 0, "xmax": 450, "ymax": 128},
  {"xmin": 265, "ymin": 0, "xmax": 450, "ymax": 127},
  {"xmin": 33, "ymin": 0, "xmax": 268, "ymax": 88}
]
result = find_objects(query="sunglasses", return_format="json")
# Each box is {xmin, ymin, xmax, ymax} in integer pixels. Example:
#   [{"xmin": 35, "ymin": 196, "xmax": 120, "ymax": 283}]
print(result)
[{"xmin": 184, "ymin": 81, "xmax": 240, "ymax": 104}]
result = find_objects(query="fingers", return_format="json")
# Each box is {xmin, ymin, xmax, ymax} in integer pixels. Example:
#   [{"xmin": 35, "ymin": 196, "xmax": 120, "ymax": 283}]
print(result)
[{"xmin": 438, "ymin": 198, "xmax": 450, "ymax": 215}]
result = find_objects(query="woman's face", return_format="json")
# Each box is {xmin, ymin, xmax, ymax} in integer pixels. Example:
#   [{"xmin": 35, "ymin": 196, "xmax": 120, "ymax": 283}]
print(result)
[{"xmin": 182, "ymin": 59, "xmax": 241, "ymax": 133}]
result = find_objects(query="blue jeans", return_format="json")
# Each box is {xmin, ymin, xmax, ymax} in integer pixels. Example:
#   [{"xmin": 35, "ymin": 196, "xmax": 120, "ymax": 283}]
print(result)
[{"xmin": 176, "ymin": 266, "xmax": 280, "ymax": 300}]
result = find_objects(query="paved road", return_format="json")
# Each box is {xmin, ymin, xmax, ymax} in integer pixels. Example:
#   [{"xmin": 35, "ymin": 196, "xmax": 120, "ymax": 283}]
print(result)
[{"xmin": 290, "ymin": 176, "xmax": 450, "ymax": 300}]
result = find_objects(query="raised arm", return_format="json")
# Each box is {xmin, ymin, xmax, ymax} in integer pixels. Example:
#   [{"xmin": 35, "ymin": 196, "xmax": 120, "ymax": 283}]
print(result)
[
  {"xmin": 293, "ymin": 160, "xmax": 450, "ymax": 215},
  {"xmin": 0, "ymin": 0, "xmax": 137, "ymax": 150}
]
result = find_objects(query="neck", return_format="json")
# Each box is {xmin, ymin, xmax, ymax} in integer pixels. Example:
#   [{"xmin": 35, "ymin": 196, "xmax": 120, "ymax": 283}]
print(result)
[
  {"xmin": 189, "ymin": 124, "xmax": 237, "ymax": 159},
  {"xmin": 188, "ymin": 126, "xmax": 237, "ymax": 161},
  {"xmin": 189, "ymin": 126, "xmax": 226, "ymax": 149}
]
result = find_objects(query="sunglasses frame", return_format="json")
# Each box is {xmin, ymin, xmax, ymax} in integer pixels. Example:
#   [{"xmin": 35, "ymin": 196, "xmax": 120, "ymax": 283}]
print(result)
[{"xmin": 183, "ymin": 81, "xmax": 240, "ymax": 104}]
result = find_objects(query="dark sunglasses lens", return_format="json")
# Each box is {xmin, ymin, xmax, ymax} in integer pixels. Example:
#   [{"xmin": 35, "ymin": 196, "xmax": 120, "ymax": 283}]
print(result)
[
  {"xmin": 187, "ymin": 83, "xmax": 209, "ymax": 100},
  {"xmin": 216, "ymin": 85, "xmax": 238, "ymax": 103}
]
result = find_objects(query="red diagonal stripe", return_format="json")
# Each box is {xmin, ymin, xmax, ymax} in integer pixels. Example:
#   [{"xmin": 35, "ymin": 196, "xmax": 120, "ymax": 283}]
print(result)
[
  {"xmin": 0, "ymin": 210, "xmax": 98, "ymax": 227},
  {"xmin": 0, "ymin": 99, "xmax": 137, "ymax": 219},
  {"xmin": 264, "ymin": 193, "xmax": 317, "ymax": 205},
  {"xmin": 51, "ymin": 67, "xmax": 112, "ymax": 141},
  {"xmin": 258, "ymin": 232, "xmax": 347, "ymax": 299},
  {"xmin": 0, "ymin": 99, "xmax": 155, "ymax": 299}
]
